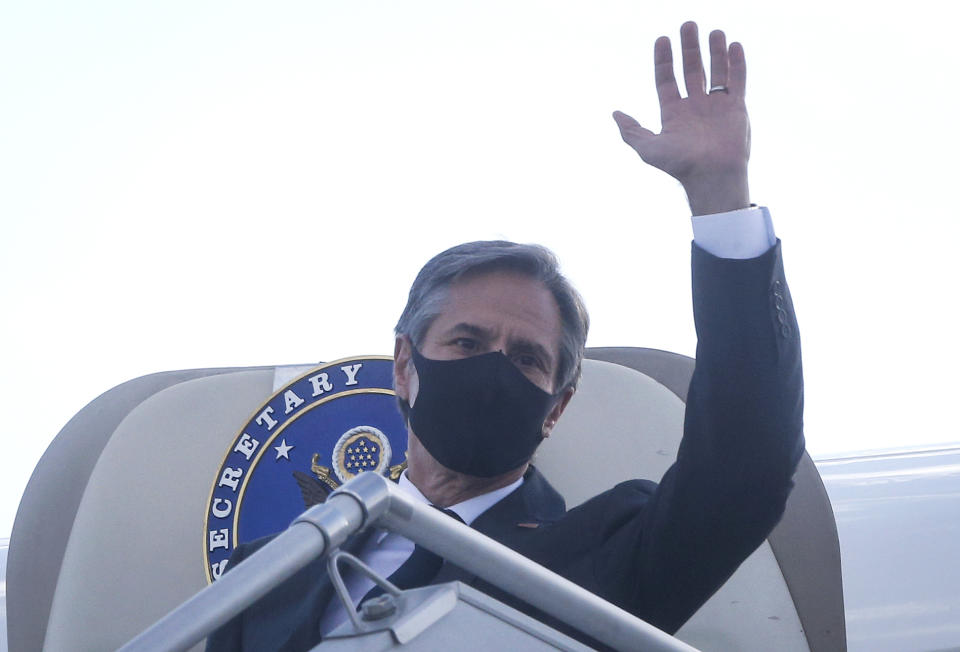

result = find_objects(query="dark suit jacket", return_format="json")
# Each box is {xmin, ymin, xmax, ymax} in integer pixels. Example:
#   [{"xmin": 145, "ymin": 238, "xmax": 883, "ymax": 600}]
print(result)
[{"xmin": 206, "ymin": 241, "xmax": 804, "ymax": 651}]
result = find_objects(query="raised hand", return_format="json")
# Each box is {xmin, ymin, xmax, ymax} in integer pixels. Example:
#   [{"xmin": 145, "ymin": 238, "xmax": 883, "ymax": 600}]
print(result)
[{"xmin": 613, "ymin": 22, "xmax": 751, "ymax": 216}]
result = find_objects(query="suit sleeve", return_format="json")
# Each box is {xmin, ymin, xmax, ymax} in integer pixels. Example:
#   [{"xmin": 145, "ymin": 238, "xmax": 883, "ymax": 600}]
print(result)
[
  {"xmin": 593, "ymin": 239, "xmax": 805, "ymax": 634},
  {"xmin": 204, "ymin": 543, "xmax": 250, "ymax": 652}
]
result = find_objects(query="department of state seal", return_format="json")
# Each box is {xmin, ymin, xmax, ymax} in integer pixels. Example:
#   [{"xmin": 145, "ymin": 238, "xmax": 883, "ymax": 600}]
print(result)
[{"xmin": 203, "ymin": 356, "xmax": 407, "ymax": 583}]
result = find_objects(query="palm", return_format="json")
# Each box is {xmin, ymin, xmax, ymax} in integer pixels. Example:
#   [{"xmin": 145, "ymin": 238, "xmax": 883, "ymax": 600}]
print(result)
[{"xmin": 632, "ymin": 92, "xmax": 749, "ymax": 182}]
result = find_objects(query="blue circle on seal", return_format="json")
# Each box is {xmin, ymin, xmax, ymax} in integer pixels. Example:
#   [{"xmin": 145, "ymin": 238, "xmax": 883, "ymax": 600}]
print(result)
[{"xmin": 203, "ymin": 356, "xmax": 407, "ymax": 583}]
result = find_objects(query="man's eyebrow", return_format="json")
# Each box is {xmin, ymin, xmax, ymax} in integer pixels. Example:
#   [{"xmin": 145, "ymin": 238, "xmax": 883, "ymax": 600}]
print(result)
[
  {"xmin": 443, "ymin": 323, "xmax": 494, "ymax": 339},
  {"xmin": 440, "ymin": 323, "xmax": 555, "ymax": 368}
]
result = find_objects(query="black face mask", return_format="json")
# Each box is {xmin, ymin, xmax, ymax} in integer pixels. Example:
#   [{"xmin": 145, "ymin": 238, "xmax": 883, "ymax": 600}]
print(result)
[{"xmin": 408, "ymin": 347, "xmax": 559, "ymax": 478}]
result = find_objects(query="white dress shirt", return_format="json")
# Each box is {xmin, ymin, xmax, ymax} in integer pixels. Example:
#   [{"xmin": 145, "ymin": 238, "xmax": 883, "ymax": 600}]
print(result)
[{"xmin": 692, "ymin": 205, "xmax": 776, "ymax": 259}]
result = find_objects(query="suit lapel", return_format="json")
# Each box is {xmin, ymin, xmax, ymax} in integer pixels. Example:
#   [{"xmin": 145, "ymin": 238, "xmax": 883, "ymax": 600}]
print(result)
[{"xmin": 432, "ymin": 465, "xmax": 566, "ymax": 586}]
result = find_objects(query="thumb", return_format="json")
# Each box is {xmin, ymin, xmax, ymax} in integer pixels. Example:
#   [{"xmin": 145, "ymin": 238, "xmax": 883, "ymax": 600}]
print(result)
[{"xmin": 612, "ymin": 110, "xmax": 655, "ymax": 152}]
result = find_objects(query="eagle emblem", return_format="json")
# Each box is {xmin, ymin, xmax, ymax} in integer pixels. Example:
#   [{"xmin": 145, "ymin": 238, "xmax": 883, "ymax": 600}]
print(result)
[{"xmin": 292, "ymin": 429, "xmax": 407, "ymax": 509}]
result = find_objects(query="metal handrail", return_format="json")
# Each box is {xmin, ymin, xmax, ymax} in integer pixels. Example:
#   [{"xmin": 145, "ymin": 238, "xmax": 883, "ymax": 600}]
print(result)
[{"xmin": 119, "ymin": 472, "xmax": 697, "ymax": 652}]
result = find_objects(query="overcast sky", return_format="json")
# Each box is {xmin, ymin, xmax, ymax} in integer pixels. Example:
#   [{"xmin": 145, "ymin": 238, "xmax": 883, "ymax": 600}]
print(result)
[{"xmin": 2, "ymin": 1, "xmax": 958, "ymax": 538}]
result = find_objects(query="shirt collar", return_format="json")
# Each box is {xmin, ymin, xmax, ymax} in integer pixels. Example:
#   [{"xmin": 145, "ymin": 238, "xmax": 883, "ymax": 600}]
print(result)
[{"xmin": 397, "ymin": 470, "xmax": 524, "ymax": 526}]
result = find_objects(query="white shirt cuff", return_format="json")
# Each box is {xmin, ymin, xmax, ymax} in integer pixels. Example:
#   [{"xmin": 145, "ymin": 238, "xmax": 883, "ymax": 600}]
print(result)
[{"xmin": 691, "ymin": 205, "xmax": 776, "ymax": 259}]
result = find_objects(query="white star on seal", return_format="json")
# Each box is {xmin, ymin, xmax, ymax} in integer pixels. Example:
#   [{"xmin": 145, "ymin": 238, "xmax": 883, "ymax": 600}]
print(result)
[{"xmin": 274, "ymin": 439, "xmax": 294, "ymax": 460}]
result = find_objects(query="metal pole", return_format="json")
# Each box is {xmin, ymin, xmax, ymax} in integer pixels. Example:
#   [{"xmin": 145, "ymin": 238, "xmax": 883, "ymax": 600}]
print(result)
[
  {"xmin": 375, "ymin": 478, "xmax": 698, "ymax": 652},
  {"xmin": 119, "ymin": 472, "xmax": 696, "ymax": 652},
  {"xmin": 118, "ymin": 491, "xmax": 372, "ymax": 652}
]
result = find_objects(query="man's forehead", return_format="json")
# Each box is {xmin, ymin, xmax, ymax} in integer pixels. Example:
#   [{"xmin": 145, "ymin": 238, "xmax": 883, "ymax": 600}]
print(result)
[
  {"xmin": 446, "ymin": 270, "xmax": 558, "ymax": 313},
  {"xmin": 431, "ymin": 271, "xmax": 563, "ymax": 341}
]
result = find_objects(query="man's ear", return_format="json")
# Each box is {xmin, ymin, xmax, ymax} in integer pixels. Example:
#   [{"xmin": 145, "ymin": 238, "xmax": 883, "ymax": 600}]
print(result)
[
  {"xmin": 542, "ymin": 387, "xmax": 575, "ymax": 439},
  {"xmin": 393, "ymin": 335, "xmax": 415, "ymax": 403}
]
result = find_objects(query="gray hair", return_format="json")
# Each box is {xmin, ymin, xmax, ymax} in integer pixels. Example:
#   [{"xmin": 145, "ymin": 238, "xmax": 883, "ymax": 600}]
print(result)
[{"xmin": 395, "ymin": 241, "xmax": 589, "ymax": 417}]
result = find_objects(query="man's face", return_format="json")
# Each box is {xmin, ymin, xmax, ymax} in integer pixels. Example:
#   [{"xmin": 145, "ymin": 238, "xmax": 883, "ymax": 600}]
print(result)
[{"xmin": 395, "ymin": 269, "xmax": 573, "ymax": 439}]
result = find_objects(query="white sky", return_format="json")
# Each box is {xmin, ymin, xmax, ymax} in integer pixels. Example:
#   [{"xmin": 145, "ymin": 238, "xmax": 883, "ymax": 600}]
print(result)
[{"xmin": 2, "ymin": 1, "xmax": 958, "ymax": 538}]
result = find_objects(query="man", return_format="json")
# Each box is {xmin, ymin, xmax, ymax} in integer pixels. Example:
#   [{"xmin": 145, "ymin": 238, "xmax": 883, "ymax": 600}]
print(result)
[{"xmin": 207, "ymin": 21, "xmax": 803, "ymax": 651}]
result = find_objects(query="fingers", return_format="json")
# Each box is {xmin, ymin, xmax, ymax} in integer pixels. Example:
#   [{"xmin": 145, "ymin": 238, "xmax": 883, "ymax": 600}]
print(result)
[
  {"xmin": 654, "ymin": 23, "xmax": 743, "ymax": 103},
  {"xmin": 653, "ymin": 36, "xmax": 680, "ymax": 107},
  {"xmin": 679, "ymin": 21, "xmax": 706, "ymax": 97},
  {"xmin": 728, "ymin": 41, "xmax": 746, "ymax": 98},
  {"xmin": 709, "ymin": 30, "xmax": 728, "ymax": 90}
]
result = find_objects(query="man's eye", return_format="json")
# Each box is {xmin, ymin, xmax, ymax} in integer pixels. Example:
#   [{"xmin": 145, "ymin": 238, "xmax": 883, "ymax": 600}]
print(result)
[
  {"xmin": 454, "ymin": 338, "xmax": 478, "ymax": 351},
  {"xmin": 513, "ymin": 354, "xmax": 539, "ymax": 368}
]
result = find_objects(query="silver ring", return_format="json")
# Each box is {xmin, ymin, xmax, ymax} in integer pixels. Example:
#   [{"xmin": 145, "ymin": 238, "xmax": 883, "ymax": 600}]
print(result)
[{"xmin": 709, "ymin": 85, "xmax": 729, "ymax": 94}]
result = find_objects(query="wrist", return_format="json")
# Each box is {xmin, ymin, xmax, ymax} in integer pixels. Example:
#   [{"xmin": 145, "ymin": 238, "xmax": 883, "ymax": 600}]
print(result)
[{"xmin": 682, "ymin": 168, "xmax": 750, "ymax": 216}]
